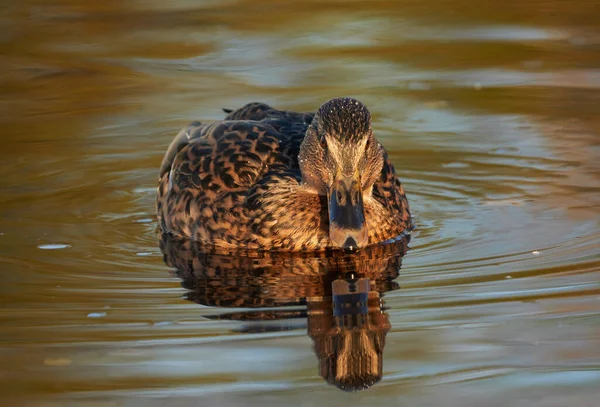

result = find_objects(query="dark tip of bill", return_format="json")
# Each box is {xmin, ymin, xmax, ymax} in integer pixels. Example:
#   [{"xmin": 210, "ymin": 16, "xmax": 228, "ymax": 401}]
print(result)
[{"xmin": 343, "ymin": 236, "xmax": 358, "ymax": 251}]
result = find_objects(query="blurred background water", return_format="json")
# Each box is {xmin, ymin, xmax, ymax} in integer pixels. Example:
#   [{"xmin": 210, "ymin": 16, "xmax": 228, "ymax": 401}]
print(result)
[{"xmin": 1, "ymin": 1, "xmax": 599, "ymax": 406}]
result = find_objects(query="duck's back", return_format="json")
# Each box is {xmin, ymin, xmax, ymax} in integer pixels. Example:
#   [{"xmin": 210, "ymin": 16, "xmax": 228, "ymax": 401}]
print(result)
[
  {"xmin": 158, "ymin": 103, "xmax": 313, "ymax": 179},
  {"xmin": 156, "ymin": 103, "xmax": 317, "ymax": 248}
]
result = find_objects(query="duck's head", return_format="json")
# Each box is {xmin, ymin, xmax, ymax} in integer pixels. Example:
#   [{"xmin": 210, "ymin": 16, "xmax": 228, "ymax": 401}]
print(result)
[{"xmin": 299, "ymin": 97, "xmax": 385, "ymax": 250}]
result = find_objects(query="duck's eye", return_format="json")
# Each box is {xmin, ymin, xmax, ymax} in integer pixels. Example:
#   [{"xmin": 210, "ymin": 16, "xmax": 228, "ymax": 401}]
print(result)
[{"xmin": 319, "ymin": 136, "xmax": 327, "ymax": 149}]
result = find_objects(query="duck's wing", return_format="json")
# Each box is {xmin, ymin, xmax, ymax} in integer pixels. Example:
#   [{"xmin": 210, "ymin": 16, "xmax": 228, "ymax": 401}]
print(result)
[
  {"xmin": 166, "ymin": 121, "xmax": 286, "ymax": 200},
  {"xmin": 372, "ymin": 150, "xmax": 414, "ymax": 231},
  {"xmin": 162, "ymin": 103, "xmax": 314, "ymax": 181},
  {"xmin": 159, "ymin": 103, "xmax": 278, "ymax": 180},
  {"xmin": 161, "ymin": 103, "xmax": 314, "ymax": 180}
]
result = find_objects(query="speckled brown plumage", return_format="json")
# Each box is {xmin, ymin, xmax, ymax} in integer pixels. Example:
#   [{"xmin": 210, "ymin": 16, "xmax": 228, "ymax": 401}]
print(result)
[{"xmin": 156, "ymin": 97, "xmax": 412, "ymax": 251}]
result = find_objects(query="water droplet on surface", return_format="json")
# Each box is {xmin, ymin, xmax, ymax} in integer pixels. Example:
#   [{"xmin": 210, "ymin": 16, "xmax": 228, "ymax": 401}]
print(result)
[{"xmin": 38, "ymin": 244, "xmax": 70, "ymax": 250}]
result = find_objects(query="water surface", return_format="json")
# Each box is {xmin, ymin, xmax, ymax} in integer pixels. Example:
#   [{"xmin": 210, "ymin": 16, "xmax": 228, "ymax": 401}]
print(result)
[{"xmin": 1, "ymin": 1, "xmax": 599, "ymax": 406}]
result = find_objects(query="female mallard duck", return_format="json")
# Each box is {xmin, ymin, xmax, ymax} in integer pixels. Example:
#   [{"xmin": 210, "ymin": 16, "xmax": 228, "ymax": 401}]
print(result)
[{"xmin": 156, "ymin": 97, "xmax": 412, "ymax": 251}]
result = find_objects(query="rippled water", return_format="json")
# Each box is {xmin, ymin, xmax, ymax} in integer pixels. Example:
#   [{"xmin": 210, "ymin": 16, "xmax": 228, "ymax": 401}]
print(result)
[{"xmin": 1, "ymin": 1, "xmax": 599, "ymax": 406}]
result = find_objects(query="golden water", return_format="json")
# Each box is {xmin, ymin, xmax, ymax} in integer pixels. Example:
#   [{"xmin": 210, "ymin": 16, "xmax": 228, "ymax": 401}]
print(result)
[{"xmin": 1, "ymin": 1, "xmax": 599, "ymax": 405}]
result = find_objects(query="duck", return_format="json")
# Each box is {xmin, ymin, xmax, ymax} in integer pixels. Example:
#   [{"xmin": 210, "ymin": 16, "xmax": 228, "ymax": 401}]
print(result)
[{"xmin": 156, "ymin": 97, "xmax": 412, "ymax": 251}]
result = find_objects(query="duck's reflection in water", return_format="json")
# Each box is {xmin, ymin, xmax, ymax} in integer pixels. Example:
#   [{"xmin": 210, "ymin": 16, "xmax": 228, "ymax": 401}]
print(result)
[{"xmin": 159, "ymin": 234, "xmax": 409, "ymax": 391}]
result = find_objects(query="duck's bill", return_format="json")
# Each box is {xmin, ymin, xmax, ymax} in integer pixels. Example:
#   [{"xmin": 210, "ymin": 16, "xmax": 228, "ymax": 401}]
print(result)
[{"xmin": 328, "ymin": 173, "xmax": 369, "ymax": 250}]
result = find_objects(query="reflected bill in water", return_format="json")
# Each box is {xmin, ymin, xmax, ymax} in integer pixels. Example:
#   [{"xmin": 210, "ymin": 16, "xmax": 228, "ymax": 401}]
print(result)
[{"xmin": 159, "ymin": 234, "xmax": 409, "ymax": 391}]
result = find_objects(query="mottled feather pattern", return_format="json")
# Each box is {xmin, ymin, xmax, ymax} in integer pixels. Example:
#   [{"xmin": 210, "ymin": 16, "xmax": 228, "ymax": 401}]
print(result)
[{"xmin": 157, "ymin": 101, "xmax": 412, "ymax": 251}]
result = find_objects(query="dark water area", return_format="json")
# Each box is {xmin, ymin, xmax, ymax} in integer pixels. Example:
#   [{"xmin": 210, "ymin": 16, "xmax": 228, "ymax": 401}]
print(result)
[{"xmin": 1, "ymin": 1, "xmax": 599, "ymax": 406}]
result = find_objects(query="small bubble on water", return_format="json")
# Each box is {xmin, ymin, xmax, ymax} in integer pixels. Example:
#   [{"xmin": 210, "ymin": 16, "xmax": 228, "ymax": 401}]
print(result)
[{"xmin": 38, "ymin": 244, "xmax": 70, "ymax": 250}]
